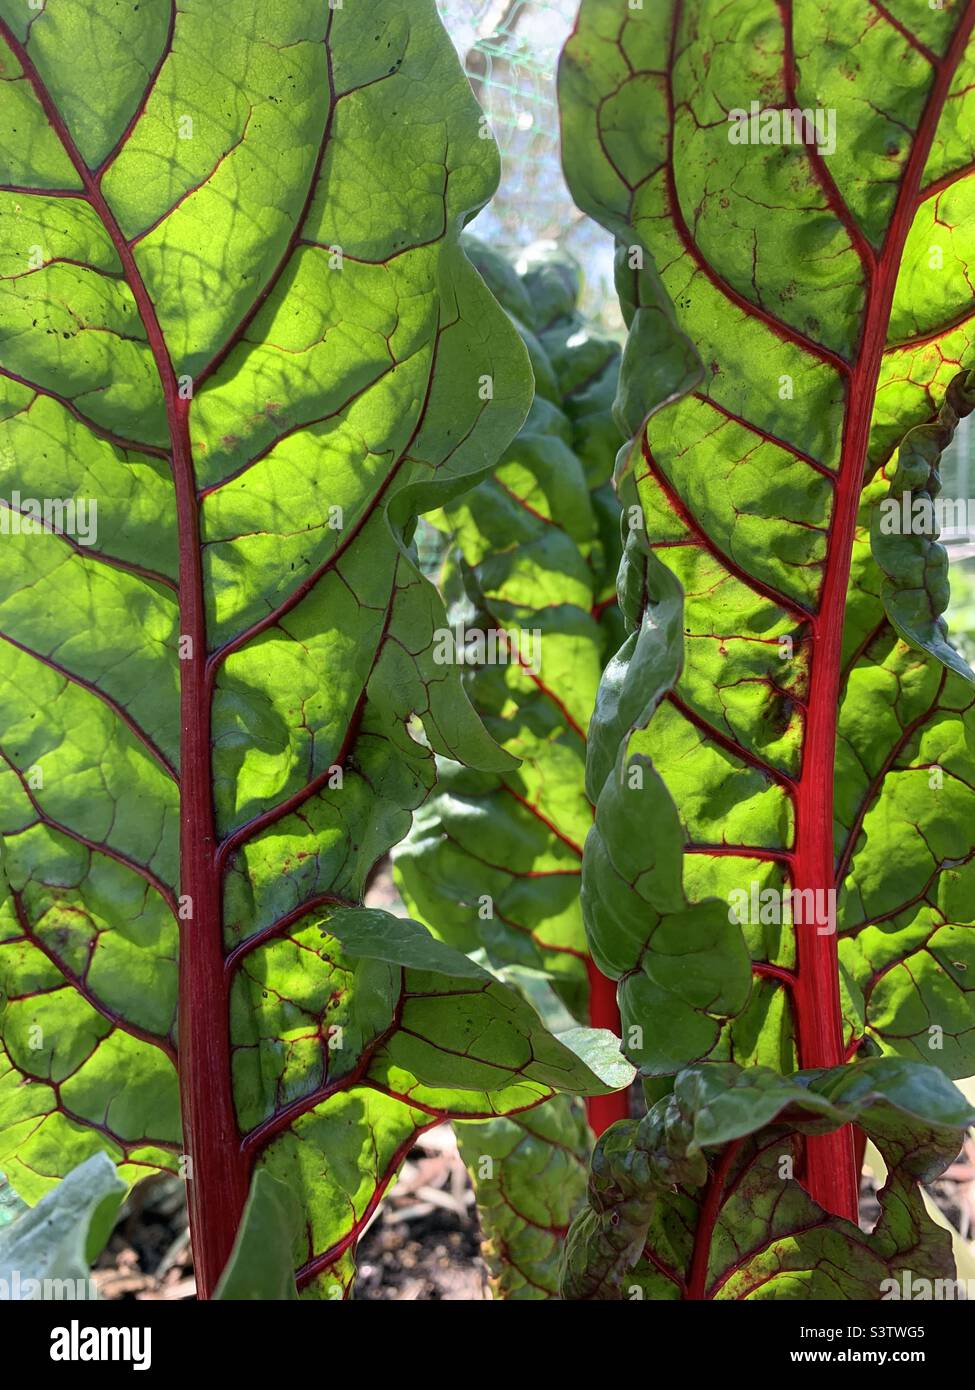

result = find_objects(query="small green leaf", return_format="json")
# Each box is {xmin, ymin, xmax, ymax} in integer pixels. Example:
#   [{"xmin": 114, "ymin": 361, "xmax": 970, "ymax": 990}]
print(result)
[
  {"xmin": 0, "ymin": 1152, "xmax": 124, "ymax": 1297},
  {"xmin": 561, "ymin": 1058, "xmax": 975, "ymax": 1300},
  {"xmin": 554, "ymin": 1026, "xmax": 634, "ymax": 1093},
  {"xmin": 213, "ymin": 1169, "xmax": 302, "ymax": 1302}
]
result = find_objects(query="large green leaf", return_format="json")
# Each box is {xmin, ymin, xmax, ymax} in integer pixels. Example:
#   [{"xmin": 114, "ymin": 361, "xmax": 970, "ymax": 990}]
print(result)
[
  {"xmin": 560, "ymin": 0, "xmax": 975, "ymax": 1228},
  {"xmin": 394, "ymin": 244, "xmax": 626, "ymax": 1294},
  {"xmin": 561, "ymin": 1058, "xmax": 975, "ymax": 1300},
  {"xmin": 0, "ymin": 0, "xmax": 622, "ymax": 1300},
  {"xmin": 396, "ymin": 242, "xmax": 623, "ymax": 1016}
]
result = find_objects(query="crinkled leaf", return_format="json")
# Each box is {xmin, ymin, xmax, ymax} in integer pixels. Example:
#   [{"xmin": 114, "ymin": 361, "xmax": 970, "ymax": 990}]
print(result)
[
  {"xmin": 584, "ymin": 753, "xmax": 754, "ymax": 1076},
  {"xmin": 0, "ymin": 0, "xmax": 548, "ymax": 1298},
  {"xmin": 561, "ymin": 1058, "xmax": 975, "ymax": 1300},
  {"xmin": 871, "ymin": 375, "xmax": 975, "ymax": 682},
  {"xmin": 560, "ymin": 0, "xmax": 975, "ymax": 1104}
]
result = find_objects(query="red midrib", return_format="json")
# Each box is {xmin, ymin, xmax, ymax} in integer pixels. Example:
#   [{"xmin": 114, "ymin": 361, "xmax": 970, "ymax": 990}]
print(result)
[
  {"xmin": 0, "ymin": 21, "xmax": 248, "ymax": 1294},
  {"xmin": 788, "ymin": 4, "xmax": 975, "ymax": 1222},
  {"xmin": 686, "ymin": 1139, "xmax": 741, "ymax": 1300},
  {"xmin": 586, "ymin": 958, "xmax": 628, "ymax": 1135}
]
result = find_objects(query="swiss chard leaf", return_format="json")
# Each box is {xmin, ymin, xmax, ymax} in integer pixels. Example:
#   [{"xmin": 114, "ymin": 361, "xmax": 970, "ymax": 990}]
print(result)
[
  {"xmin": 393, "ymin": 243, "xmax": 628, "ymax": 1293},
  {"xmin": 560, "ymin": 0, "xmax": 975, "ymax": 1223},
  {"xmin": 456, "ymin": 1093, "xmax": 590, "ymax": 1300},
  {"xmin": 395, "ymin": 242, "xmax": 624, "ymax": 1021},
  {"xmin": 561, "ymin": 1058, "xmax": 975, "ymax": 1300},
  {"xmin": 0, "ymin": 0, "xmax": 621, "ymax": 1299}
]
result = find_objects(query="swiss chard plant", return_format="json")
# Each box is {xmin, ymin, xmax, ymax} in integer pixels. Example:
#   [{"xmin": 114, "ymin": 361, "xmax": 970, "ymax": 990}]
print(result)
[
  {"xmin": 394, "ymin": 241, "xmax": 628, "ymax": 1295},
  {"xmin": 0, "ymin": 0, "xmax": 623, "ymax": 1300},
  {"xmin": 395, "ymin": 242, "xmax": 625, "ymax": 1051},
  {"xmin": 558, "ymin": 0, "xmax": 975, "ymax": 1297}
]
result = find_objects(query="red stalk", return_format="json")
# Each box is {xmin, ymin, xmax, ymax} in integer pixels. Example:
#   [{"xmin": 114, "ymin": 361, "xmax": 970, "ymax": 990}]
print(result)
[
  {"xmin": 172, "ymin": 389, "xmax": 249, "ymax": 1295},
  {"xmin": 686, "ymin": 1140, "xmax": 741, "ymax": 1300},
  {"xmin": 785, "ymin": 0, "xmax": 975, "ymax": 1222},
  {"xmin": 585, "ymin": 958, "xmax": 629, "ymax": 1136},
  {"xmin": 0, "ymin": 22, "xmax": 251, "ymax": 1294}
]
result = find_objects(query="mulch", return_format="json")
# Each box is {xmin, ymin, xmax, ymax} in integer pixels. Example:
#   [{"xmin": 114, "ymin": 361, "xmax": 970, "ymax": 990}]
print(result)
[{"xmin": 92, "ymin": 1124, "xmax": 975, "ymax": 1301}]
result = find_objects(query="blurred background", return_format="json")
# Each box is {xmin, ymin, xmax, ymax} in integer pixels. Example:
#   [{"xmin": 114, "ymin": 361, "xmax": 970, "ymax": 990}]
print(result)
[{"xmin": 439, "ymin": 0, "xmax": 619, "ymax": 328}]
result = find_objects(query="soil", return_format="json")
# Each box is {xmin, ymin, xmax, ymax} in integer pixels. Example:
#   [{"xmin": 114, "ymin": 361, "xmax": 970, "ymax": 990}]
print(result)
[
  {"xmin": 92, "ymin": 1124, "xmax": 490, "ymax": 1301},
  {"xmin": 92, "ymin": 1123, "xmax": 975, "ymax": 1301},
  {"xmin": 90, "ymin": 867, "xmax": 975, "ymax": 1300}
]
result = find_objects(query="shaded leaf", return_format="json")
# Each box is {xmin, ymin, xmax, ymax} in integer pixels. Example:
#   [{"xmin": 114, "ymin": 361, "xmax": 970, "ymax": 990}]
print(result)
[
  {"xmin": 562, "ymin": 1059, "xmax": 975, "ymax": 1300},
  {"xmin": 213, "ymin": 1169, "xmax": 301, "ymax": 1302},
  {"xmin": 0, "ymin": 1152, "xmax": 124, "ymax": 1298}
]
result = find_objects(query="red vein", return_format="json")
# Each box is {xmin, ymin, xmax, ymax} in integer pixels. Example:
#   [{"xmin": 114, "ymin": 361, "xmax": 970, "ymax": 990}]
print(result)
[
  {"xmin": 10, "ymin": 891, "xmax": 177, "ymax": 1063},
  {"xmin": 0, "ymin": 182, "xmax": 84, "ymax": 198},
  {"xmin": 215, "ymin": 688, "xmax": 368, "ymax": 873},
  {"xmin": 95, "ymin": 1, "xmax": 177, "ymax": 179},
  {"xmin": 754, "ymin": 961, "xmax": 796, "ymax": 987},
  {"xmin": 0, "ymin": 631, "xmax": 178, "ymax": 781},
  {"xmin": 501, "ymin": 784, "xmax": 585, "ymax": 858},
  {"xmin": 921, "ymin": 158, "xmax": 975, "ymax": 202},
  {"xmin": 778, "ymin": 0, "xmax": 879, "ymax": 277},
  {"xmin": 639, "ymin": 436, "xmax": 814, "ymax": 623},
  {"xmin": 685, "ymin": 1139, "xmax": 742, "ymax": 1300},
  {"xmin": 886, "ymin": 299, "xmax": 975, "ymax": 352},
  {"xmin": 666, "ymin": 689, "xmax": 797, "ymax": 792},
  {"xmin": 866, "ymin": 0, "xmax": 938, "ymax": 66},
  {"xmin": 294, "ymin": 1120, "xmax": 440, "ymax": 1290},
  {"xmin": 0, "ymin": 498, "xmax": 177, "ymax": 592},
  {"xmin": 690, "ymin": 391, "xmax": 837, "ymax": 482},
  {"xmin": 685, "ymin": 844, "xmax": 795, "ymax": 863},
  {"xmin": 788, "ymin": 0, "xmax": 975, "ymax": 1222},
  {"xmin": 223, "ymin": 892, "xmax": 356, "ymax": 977},
  {"xmin": 0, "ymin": 364, "xmax": 169, "ymax": 458}
]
